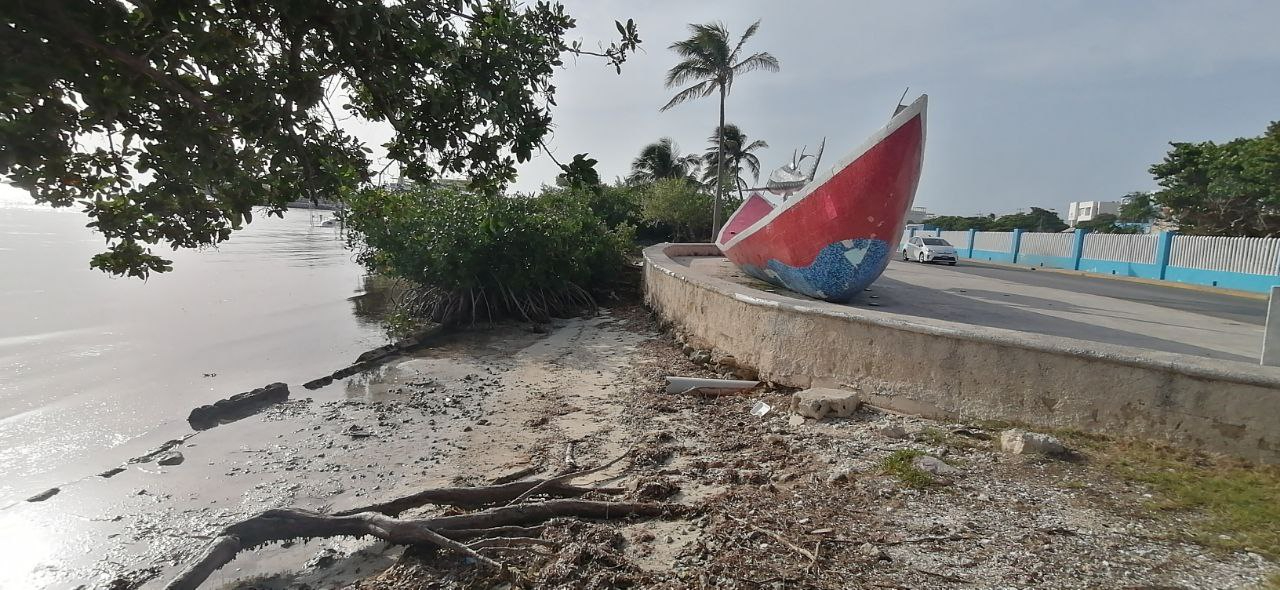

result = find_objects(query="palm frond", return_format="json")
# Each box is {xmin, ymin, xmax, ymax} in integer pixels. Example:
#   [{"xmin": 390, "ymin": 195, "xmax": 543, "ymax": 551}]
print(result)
[
  {"xmin": 732, "ymin": 52, "xmax": 780, "ymax": 76},
  {"xmin": 664, "ymin": 59, "xmax": 716, "ymax": 88},
  {"xmin": 660, "ymin": 80, "xmax": 716, "ymax": 111},
  {"xmin": 743, "ymin": 153, "xmax": 762, "ymax": 182},
  {"xmin": 729, "ymin": 20, "xmax": 762, "ymax": 60}
]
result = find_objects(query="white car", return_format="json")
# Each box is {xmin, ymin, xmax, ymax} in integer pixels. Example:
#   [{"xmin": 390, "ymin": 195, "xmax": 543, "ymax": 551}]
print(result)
[{"xmin": 903, "ymin": 236, "xmax": 958, "ymax": 265}]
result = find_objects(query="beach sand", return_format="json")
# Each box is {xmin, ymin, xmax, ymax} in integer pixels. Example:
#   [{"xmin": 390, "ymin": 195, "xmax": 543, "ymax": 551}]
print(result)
[{"xmin": 9, "ymin": 306, "xmax": 1276, "ymax": 589}]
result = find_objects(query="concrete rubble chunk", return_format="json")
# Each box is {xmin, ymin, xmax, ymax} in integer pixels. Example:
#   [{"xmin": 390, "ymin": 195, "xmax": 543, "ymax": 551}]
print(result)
[
  {"xmin": 790, "ymin": 387, "xmax": 861, "ymax": 420},
  {"xmin": 156, "ymin": 451, "xmax": 184, "ymax": 466},
  {"xmin": 1000, "ymin": 429, "xmax": 1066, "ymax": 456},
  {"xmin": 912, "ymin": 455, "xmax": 959, "ymax": 477}
]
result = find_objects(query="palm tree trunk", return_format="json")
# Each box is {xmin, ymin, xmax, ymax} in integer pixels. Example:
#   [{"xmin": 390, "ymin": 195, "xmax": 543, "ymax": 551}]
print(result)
[{"xmin": 713, "ymin": 86, "xmax": 726, "ymax": 241}]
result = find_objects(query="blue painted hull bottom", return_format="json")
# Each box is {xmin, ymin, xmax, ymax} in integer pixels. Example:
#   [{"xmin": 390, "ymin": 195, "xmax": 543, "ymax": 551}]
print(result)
[{"xmin": 738, "ymin": 238, "xmax": 892, "ymax": 302}]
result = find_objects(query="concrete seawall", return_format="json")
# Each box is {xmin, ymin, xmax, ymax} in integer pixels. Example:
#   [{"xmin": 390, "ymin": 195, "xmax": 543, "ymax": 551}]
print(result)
[{"xmin": 644, "ymin": 243, "xmax": 1280, "ymax": 463}]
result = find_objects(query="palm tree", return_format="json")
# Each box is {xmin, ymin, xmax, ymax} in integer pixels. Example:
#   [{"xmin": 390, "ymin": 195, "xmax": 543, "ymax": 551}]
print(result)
[
  {"xmin": 628, "ymin": 137, "xmax": 702, "ymax": 185},
  {"xmin": 662, "ymin": 20, "xmax": 779, "ymax": 238},
  {"xmin": 701, "ymin": 123, "xmax": 768, "ymax": 200}
]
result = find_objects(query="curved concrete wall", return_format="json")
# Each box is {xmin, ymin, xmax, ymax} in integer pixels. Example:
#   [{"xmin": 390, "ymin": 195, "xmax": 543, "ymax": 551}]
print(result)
[{"xmin": 644, "ymin": 244, "xmax": 1280, "ymax": 463}]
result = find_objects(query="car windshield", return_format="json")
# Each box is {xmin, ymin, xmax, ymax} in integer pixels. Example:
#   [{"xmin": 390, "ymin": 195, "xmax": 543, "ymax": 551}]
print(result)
[{"xmin": 921, "ymin": 238, "xmax": 951, "ymax": 246}]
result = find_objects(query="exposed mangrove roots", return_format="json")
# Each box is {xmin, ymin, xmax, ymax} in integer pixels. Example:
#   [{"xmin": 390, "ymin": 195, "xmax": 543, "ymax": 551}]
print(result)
[
  {"xmin": 398, "ymin": 282, "xmax": 598, "ymax": 327},
  {"xmin": 163, "ymin": 455, "xmax": 685, "ymax": 590}
]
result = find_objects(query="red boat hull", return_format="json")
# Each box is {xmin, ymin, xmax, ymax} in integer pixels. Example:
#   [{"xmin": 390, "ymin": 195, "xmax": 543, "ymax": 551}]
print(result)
[{"xmin": 717, "ymin": 96, "xmax": 927, "ymax": 302}]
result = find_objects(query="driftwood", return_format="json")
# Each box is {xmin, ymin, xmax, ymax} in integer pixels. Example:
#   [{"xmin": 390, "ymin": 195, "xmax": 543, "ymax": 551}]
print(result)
[
  {"xmin": 165, "ymin": 500, "xmax": 677, "ymax": 590},
  {"xmin": 164, "ymin": 452, "xmax": 678, "ymax": 590},
  {"xmin": 334, "ymin": 478, "xmax": 620, "ymax": 517}
]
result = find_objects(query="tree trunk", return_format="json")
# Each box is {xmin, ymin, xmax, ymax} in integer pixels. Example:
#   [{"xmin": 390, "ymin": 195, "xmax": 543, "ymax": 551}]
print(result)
[{"xmin": 713, "ymin": 85, "xmax": 726, "ymax": 241}]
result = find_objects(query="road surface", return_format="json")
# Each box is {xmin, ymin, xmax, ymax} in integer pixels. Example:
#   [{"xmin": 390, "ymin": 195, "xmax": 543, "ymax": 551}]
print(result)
[{"xmin": 680, "ymin": 257, "xmax": 1267, "ymax": 363}]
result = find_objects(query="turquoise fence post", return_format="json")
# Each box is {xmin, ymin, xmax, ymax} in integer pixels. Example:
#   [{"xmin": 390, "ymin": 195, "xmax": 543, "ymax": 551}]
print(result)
[
  {"xmin": 1155, "ymin": 231, "xmax": 1176, "ymax": 280},
  {"xmin": 1071, "ymin": 228, "xmax": 1087, "ymax": 270},
  {"xmin": 1011, "ymin": 228, "xmax": 1024, "ymax": 264},
  {"xmin": 967, "ymin": 228, "xmax": 977, "ymax": 258}
]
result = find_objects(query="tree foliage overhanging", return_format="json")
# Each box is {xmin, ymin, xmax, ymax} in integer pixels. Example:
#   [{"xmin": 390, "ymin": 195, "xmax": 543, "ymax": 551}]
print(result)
[
  {"xmin": 0, "ymin": 0, "xmax": 638, "ymax": 277},
  {"xmin": 1149, "ymin": 121, "xmax": 1280, "ymax": 237}
]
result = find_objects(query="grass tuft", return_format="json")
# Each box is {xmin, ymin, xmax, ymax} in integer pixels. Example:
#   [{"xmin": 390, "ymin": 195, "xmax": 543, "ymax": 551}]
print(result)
[
  {"xmin": 881, "ymin": 449, "xmax": 936, "ymax": 489},
  {"xmin": 1094, "ymin": 440, "xmax": 1280, "ymax": 559}
]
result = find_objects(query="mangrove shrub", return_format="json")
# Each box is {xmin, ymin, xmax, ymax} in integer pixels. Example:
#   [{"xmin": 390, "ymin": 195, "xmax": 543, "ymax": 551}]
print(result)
[{"xmin": 345, "ymin": 185, "xmax": 634, "ymax": 325}]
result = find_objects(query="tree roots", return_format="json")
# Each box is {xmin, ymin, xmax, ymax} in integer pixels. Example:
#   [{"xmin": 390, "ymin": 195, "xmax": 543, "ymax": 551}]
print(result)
[
  {"xmin": 399, "ymin": 282, "xmax": 598, "ymax": 327},
  {"xmin": 163, "ymin": 462, "xmax": 683, "ymax": 590}
]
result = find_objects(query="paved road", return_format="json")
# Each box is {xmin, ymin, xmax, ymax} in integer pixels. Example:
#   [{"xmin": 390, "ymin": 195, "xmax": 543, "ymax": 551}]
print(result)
[
  {"xmin": 681, "ymin": 256, "xmax": 1267, "ymax": 363},
  {"xmin": 931, "ymin": 260, "xmax": 1267, "ymax": 325}
]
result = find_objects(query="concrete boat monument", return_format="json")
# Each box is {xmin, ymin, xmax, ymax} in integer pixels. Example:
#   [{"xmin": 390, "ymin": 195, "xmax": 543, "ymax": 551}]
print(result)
[{"xmin": 716, "ymin": 94, "xmax": 927, "ymax": 302}]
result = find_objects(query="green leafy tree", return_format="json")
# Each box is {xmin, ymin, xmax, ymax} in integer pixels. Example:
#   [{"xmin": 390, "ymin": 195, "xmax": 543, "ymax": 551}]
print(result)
[
  {"xmin": 661, "ymin": 20, "xmax": 778, "ymax": 238},
  {"xmin": 0, "ymin": 1, "xmax": 639, "ymax": 277},
  {"xmin": 927, "ymin": 215, "xmax": 994, "ymax": 231},
  {"xmin": 1118, "ymin": 191, "xmax": 1157, "ymax": 222},
  {"xmin": 991, "ymin": 207, "xmax": 1068, "ymax": 232},
  {"xmin": 627, "ymin": 138, "xmax": 701, "ymax": 185},
  {"xmin": 1149, "ymin": 122, "xmax": 1280, "ymax": 236},
  {"xmin": 640, "ymin": 178, "xmax": 712, "ymax": 242},
  {"xmin": 701, "ymin": 123, "xmax": 768, "ymax": 199}
]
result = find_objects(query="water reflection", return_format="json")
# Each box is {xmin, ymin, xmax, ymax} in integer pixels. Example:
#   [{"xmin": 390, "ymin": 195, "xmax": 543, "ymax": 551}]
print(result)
[{"xmin": 348, "ymin": 274, "xmax": 404, "ymax": 330}]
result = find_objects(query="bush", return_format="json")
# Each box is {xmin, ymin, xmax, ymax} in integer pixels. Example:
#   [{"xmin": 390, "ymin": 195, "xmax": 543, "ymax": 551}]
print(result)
[
  {"xmin": 345, "ymin": 184, "xmax": 634, "ymax": 325},
  {"xmin": 640, "ymin": 178, "xmax": 713, "ymax": 242}
]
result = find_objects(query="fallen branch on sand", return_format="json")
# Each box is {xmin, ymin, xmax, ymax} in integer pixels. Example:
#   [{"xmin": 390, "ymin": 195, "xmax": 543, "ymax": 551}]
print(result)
[{"xmin": 163, "ymin": 452, "xmax": 682, "ymax": 590}]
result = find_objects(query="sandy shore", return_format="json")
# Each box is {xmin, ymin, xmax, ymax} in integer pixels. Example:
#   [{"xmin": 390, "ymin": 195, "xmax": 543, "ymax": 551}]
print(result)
[{"xmin": 6, "ymin": 305, "xmax": 1277, "ymax": 589}]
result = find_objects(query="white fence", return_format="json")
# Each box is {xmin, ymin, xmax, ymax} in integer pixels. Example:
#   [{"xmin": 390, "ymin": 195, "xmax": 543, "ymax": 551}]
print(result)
[
  {"xmin": 1019, "ymin": 232, "xmax": 1073, "ymax": 258},
  {"xmin": 1170, "ymin": 235, "xmax": 1280, "ymax": 276},
  {"xmin": 1081, "ymin": 233, "xmax": 1158, "ymax": 264},
  {"xmin": 939, "ymin": 231, "xmax": 971, "ymax": 249},
  {"xmin": 973, "ymin": 231, "xmax": 1012, "ymax": 252}
]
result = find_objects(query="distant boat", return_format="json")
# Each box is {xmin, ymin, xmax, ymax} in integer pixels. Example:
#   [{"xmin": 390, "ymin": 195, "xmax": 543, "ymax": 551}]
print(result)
[{"xmin": 716, "ymin": 95, "xmax": 927, "ymax": 302}]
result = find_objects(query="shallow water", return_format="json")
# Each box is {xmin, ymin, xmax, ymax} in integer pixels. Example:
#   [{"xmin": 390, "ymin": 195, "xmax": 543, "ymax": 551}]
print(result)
[{"xmin": 0, "ymin": 198, "xmax": 388, "ymax": 506}]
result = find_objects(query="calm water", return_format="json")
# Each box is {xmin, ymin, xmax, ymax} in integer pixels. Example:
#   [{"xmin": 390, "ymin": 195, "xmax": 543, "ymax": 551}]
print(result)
[{"xmin": 0, "ymin": 197, "xmax": 388, "ymax": 505}]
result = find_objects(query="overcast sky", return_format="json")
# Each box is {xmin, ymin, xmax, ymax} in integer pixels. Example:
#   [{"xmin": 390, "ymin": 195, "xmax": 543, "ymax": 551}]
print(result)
[
  {"xmin": 513, "ymin": 0, "xmax": 1280, "ymax": 216},
  {"xmin": 3, "ymin": 1, "xmax": 1277, "ymax": 216}
]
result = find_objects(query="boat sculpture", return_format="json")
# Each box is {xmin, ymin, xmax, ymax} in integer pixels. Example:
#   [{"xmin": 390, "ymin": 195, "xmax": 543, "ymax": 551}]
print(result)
[{"xmin": 716, "ymin": 95, "xmax": 927, "ymax": 302}]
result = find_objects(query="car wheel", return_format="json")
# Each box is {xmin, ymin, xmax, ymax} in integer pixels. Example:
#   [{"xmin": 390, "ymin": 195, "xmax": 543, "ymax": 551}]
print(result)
[
  {"xmin": 902, "ymin": 249, "xmax": 909, "ymax": 261},
  {"xmin": 918, "ymin": 252, "xmax": 928, "ymax": 264}
]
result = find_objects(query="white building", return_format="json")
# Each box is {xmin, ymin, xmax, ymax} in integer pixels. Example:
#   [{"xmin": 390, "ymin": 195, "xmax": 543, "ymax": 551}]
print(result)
[
  {"xmin": 904, "ymin": 206, "xmax": 932, "ymax": 224},
  {"xmin": 1067, "ymin": 200, "xmax": 1120, "ymax": 226}
]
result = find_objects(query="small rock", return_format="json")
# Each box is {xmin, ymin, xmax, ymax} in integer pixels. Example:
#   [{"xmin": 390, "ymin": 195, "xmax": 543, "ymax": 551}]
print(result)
[
  {"xmin": 156, "ymin": 451, "xmax": 184, "ymax": 466},
  {"xmin": 999, "ymin": 429, "xmax": 1066, "ymax": 456},
  {"xmin": 912, "ymin": 455, "xmax": 959, "ymax": 477},
  {"xmin": 876, "ymin": 424, "xmax": 909, "ymax": 439},
  {"xmin": 787, "ymin": 415, "xmax": 805, "ymax": 427},
  {"xmin": 859, "ymin": 542, "xmax": 886, "ymax": 561},
  {"xmin": 764, "ymin": 434, "xmax": 785, "ymax": 446},
  {"xmin": 690, "ymin": 350, "xmax": 712, "ymax": 365},
  {"xmin": 27, "ymin": 488, "xmax": 59, "ymax": 502},
  {"xmin": 790, "ymin": 387, "xmax": 861, "ymax": 420},
  {"xmin": 826, "ymin": 469, "xmax": 853, "ymax": 484}
]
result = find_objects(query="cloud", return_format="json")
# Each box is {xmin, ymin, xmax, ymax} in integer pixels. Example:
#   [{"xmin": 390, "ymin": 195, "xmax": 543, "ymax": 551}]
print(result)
[{"xmin": 512, "ymin": 0, "xmax": 1280, "ymax": 216}]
